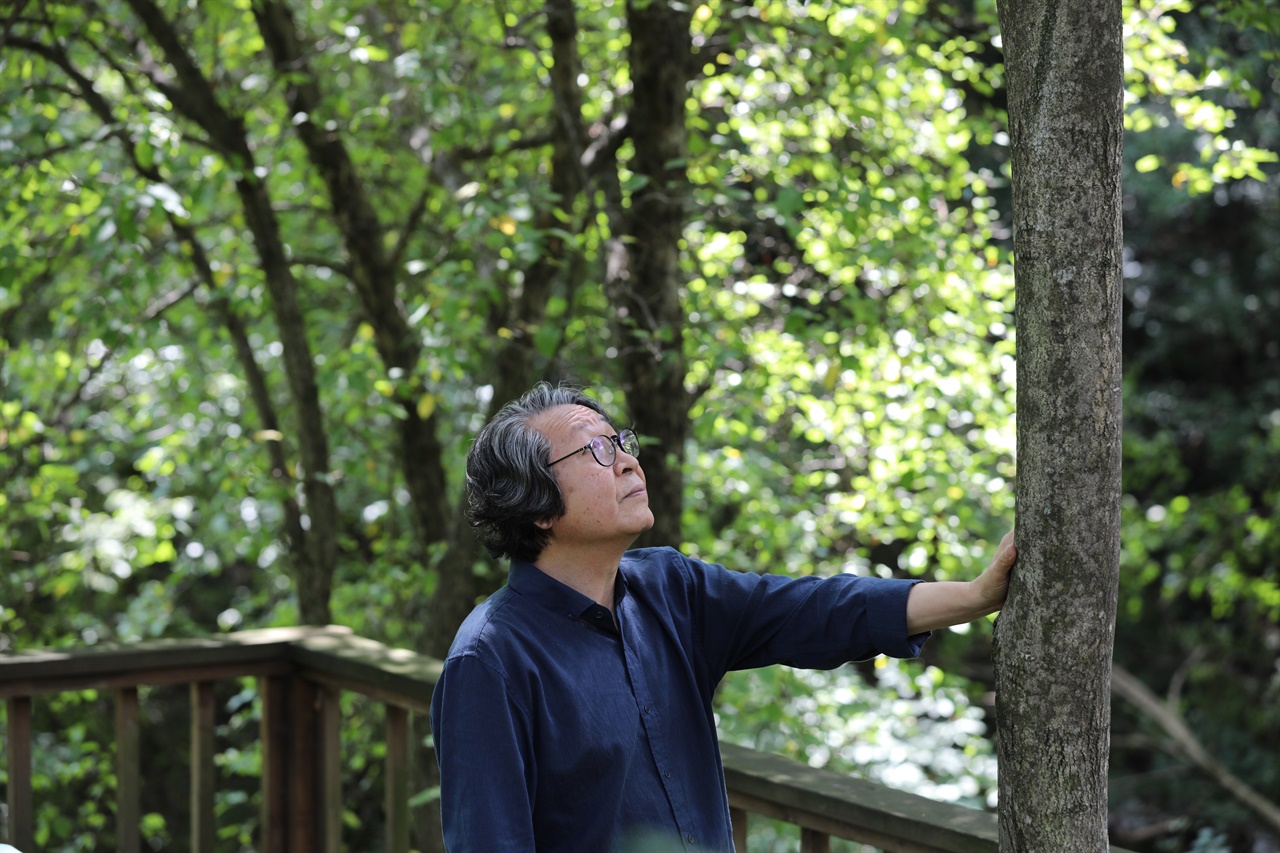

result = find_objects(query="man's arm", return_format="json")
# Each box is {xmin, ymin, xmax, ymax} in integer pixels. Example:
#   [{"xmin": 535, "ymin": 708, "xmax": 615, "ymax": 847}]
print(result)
[{"xmin": 905, "ymin": 529, "xmax": 1017, "ymax": 634}]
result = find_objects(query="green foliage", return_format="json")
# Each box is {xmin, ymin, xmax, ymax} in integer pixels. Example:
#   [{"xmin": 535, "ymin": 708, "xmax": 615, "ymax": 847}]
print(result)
[{"xmin": 718, "ymin": 659, "xmax": 998, "ymax": 806}]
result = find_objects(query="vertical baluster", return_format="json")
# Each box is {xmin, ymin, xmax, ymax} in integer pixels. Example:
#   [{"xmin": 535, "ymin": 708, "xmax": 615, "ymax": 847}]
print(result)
[
  {"xmin": 115, "ymin": 687, "xmax": 141, "ymax": 853},
  {"xmin": 319, "ymin": 687, "xmax": 342, "ymax": 853},
  {"xmin": 260, "ymin": 676, "xmax": 288, "ymax": 853},
  {"xmin": 289, "ymin": 679, "xmax": 319, "ymax": 853},
  {"xmin": 729, "ymin": 806, "xmax": 748, "ymax": 851},
  {"xmin": 190, "ymin": 681, "xmax": 216, "ymax": 853},
  {"xmin": 384, "ymin": 704, "xmax": 409, "ymax": 853},
  {"xmin": 5, "ymin": 696, "xmax": 33, "ymax": 852},
  {"xmin": 800, "ymin": 827, "xmax": 830, "ymax": 853}
]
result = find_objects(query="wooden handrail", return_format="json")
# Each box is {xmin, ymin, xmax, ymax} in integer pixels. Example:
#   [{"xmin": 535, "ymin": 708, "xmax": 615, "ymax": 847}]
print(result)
[
  {"xmin": 1, "ymin": 627, "xmax": 1134, "ymax": 852},
  {"xmin": 722, "ymin": 741, "xmax": 998, "ymax": 853}
]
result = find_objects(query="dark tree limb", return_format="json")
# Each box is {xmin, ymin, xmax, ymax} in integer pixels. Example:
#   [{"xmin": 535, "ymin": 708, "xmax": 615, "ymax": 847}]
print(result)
[
  {"xmin": 249, "ymin": 0, "xmax": 451, "ymax": 549},
  {"xmin": 121, "ymin": 0, "xmax": 339, "ymax": 624}
]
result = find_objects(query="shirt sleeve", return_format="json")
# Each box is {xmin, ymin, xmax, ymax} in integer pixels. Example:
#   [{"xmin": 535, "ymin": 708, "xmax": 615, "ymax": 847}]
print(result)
[
  {"xmin": 680, "ymin": 554, "xmax": 931, "ymax": 677},
  {"xmin": 430, "ymin": 651, "xmax": 537, "ymax": 852}
]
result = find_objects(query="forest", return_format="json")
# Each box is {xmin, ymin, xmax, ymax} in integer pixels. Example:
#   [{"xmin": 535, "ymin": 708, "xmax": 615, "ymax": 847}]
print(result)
[{"xmin": 1, "ymin": 0, "xmax": 1277, "ymax": 851}]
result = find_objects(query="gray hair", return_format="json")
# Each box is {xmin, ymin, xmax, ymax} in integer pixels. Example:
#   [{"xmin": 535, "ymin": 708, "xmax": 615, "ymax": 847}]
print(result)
[{"xmin": 465, "ymin": 382, "xmax": 611, "ymax": 562}]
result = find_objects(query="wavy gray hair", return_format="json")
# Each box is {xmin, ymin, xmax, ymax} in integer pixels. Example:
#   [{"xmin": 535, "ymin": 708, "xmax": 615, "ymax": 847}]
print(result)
[{"xmin": 465, "ymin": 382, "xmax": 610, "ymax": 562}]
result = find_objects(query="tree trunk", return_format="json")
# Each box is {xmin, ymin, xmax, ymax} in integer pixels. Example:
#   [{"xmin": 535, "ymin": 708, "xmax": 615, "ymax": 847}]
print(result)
[
  {"xmin": 992, "ymin": 1, "xmax": 1124, "ymax": 850},
  {"xmin": 617, "ymin": 0, "xmax": 693, "ymax": 548}
]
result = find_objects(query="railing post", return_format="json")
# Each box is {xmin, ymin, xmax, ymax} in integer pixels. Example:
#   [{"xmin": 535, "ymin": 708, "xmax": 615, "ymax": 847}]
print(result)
[
  {"xmin": 191, "ymin": 681, "xmax": 216, "ymax": 853},
  {"xmin": 385, "ymin": 704, "xmax": 409, "ymax": 853},
  {"xmin": 319, "ymin": 687, "xmax": 342, "ymax": 853},
  {"xmin": 115, "ymin": 687, "xmax": 141, "ymax": 853},
  {"xmin": 260, "ymin": 674, "xmax": 326, "ymax": 853},
  {"xmin": 5, "ymin": 696, "xmax": 33, "ymax": 852}
]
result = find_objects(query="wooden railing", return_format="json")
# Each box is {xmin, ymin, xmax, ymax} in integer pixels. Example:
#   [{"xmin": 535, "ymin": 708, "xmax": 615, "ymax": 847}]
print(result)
[{"xmin": 1, "ymin": 627, "xmax": 1128, "ymax": 852}]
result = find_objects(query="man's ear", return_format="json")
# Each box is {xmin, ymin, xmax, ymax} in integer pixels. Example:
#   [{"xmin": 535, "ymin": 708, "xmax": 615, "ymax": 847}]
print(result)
[{"xmin": 535, "ymin": 517, "xmax": 554, "ymax": 530}]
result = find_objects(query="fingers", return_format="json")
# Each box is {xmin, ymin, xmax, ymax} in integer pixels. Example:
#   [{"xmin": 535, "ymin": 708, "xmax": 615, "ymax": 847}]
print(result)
[{"xmin": 997, "ymin": 529, "xmax": 1017, "ymax": 566}]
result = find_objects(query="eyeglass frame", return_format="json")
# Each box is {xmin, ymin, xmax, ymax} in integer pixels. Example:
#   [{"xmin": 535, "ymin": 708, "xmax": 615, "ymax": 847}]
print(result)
[{"xmin": 547, "ymin": 429, "xmax": 640, "ymax": 468}]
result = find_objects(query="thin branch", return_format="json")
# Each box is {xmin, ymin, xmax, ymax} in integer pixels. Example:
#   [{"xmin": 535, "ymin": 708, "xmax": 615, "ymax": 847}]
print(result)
[
  {"xmin": 140, "ymin": 282, "xmax": 199, "ymax": 322},
  {"xmin": 287, "ymin": 255, "xmax": 352, "ymax": 279},
  {"xmin": 1167, "ymin": 645, "xmax": 1206, "ymax": 709},
  {"xmin": 453, "ymin": 129, "xmax": 557, "ymax": 162},
  {"xmin": 388, "ymin": 185, "xmax": 433, "ymax": 275},
  {"xmin": 0, "ymin": 0, "xmax": 34, "ymax": 50},
  {"xmin": 581, "ymin": 112, "xmax": 630, "ymax": 178}
]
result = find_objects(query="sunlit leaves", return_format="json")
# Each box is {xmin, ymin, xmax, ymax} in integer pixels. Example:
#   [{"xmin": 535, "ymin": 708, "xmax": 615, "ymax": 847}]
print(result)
[
  {"xmin": 1123, "ymin": 0, "xmax": 1277, "ymax": 194},
  {"xmin": 680, "ymin": 1, "xmax": 1017, "ymax": 598}
]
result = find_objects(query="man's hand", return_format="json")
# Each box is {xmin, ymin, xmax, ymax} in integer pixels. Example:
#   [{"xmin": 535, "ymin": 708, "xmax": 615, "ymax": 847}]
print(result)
[
  {"xmin": 971, "ymin": 529, "xmax": 1017, "ymax": 612},
  {"xmin": 905, "ymin": 529, "xmax": 1017, "ymax": 635}
]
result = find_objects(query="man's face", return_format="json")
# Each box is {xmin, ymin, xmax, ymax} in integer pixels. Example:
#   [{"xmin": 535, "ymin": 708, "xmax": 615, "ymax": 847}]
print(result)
[{"xmin": 532, "ymin": 404, "xmax": 653, "ymax": 548}]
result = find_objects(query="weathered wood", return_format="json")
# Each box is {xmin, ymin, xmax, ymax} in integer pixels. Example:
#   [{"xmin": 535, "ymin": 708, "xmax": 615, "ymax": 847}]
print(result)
[
  {"xmin": 730, "ymin": 806, "xmax": 748, "ymax": 851},
  {"xmin": 801, "ymin": 826, "xmax": 831, "ymax": 853},
  {"xmin": 0, "ymin": 661, "xmax": 292, "ymax": 700},
  {"xmin": 115, "ymin": 687, "xmax": 141, "ymax": 853},
  {"xmin": 320, "ymin": 687, "xmax": 343, "ymax": 853},
  {"xmin": 721, "ymin": 741, "xmax": 999, "ymax": 853},
  {"xmin": 730, "ymin": 789, "xmax": 958, "ymax": 853},
  {"xmin": 5, "ymin": 696, "xmax": 33, "ymax": 851},
  {"xmin": 190, "ymin": 681, "xmax": 216, "ymax": 853},
  {"xmin": 261, "ymin": 675, "xmax": 290, "ymax": 853},
  {"xmin": 0, "ymin": 626, "xmax": 341, "ymax": 698},
  {"xmin": 722, "ymin": 741, "xmax": 1137, "ymax": 853},
  {"xmin": 290, "ymin": 630, "xmax": 442, "ymax": 713},
  {"xmin": 289, "ymin": 678, "xmax": 320, "ymax": 853},
  {"xmin": 300, "ymin": 666, "xmax": 432, "ymax": 715},
  {"xmin": 385, "ymin": 704, "xmax": 410, "ymax": 853}
]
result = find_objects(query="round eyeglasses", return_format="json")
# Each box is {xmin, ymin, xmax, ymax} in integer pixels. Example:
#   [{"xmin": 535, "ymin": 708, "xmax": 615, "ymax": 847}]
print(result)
[{"xmin": 548, "ymin": 429, "xmax": 640, "ymax": 467}]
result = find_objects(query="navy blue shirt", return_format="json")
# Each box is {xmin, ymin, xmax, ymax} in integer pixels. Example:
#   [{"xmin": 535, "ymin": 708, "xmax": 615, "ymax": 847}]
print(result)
[{"xmin": 430, "ymin": 546, "xmax": 929, "ymax": 852}]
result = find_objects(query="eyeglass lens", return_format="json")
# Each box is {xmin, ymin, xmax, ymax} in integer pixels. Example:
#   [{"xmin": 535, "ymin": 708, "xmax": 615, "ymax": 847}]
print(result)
[{"xmin": 588, "ymin": 429, "xmax": 639, "ymax": 466}]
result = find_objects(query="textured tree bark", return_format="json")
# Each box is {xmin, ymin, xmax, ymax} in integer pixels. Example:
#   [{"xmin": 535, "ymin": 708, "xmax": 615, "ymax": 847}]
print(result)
[
  {"xmin": 992, "ymin": 1, "xmax": 1124, "ymax": 850},
  {"xmin": 616, "ymin": 0, "xmax": 694, "ymax": 548}
]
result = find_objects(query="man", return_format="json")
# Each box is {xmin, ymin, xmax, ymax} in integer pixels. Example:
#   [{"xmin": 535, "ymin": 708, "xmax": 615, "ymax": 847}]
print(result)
[{"xmin": 430, "ymin": 382, "xmax": 1017, "ymax": 852}]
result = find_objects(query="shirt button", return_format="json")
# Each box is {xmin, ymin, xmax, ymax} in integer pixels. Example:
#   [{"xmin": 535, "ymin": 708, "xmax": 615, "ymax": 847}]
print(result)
[
  {"xmin": 643, "ymin": 705, "xmax": 651, "ymax": 714},
  {"xmin": 664, "ymin": 770, "xmax": 671, "ymax": 779},
  {"xmin": 686, "ymin": 834, "xmax": 695, "ymax": 844}
]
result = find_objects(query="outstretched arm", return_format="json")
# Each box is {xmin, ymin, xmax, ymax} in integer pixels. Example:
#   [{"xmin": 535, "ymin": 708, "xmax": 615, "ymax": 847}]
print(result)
[{"xmin": 905, "ymin": 529, "xmax": 1017, "ymax": 635}]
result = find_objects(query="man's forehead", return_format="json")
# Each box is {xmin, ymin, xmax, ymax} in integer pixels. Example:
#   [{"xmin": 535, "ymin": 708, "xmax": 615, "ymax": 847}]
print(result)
[{"xmin": 531, "ymin": 404, "xmax": 610, "ymax": 440}]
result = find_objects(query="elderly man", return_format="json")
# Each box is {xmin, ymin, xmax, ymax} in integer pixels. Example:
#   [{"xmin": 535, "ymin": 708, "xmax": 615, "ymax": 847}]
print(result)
[{"xmin": 430, "ymin": 382, "xmax": 1016, "ymax": 852}]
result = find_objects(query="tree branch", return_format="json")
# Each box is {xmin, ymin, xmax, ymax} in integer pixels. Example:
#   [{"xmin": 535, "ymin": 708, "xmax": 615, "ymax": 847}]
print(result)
[
  {"xmin": 250, "ymin": 0, "xmax": 449, "ymax": 544},
  {"xmin": 1111, "ymin": 663, "xmax": 1280, "ymax": 833}
]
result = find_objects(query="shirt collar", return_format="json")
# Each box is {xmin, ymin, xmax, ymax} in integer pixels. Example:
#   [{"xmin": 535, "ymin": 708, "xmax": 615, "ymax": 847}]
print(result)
[{"xmin": 508, "ymin": 560, "xmax": 627, "ymax": 621}]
